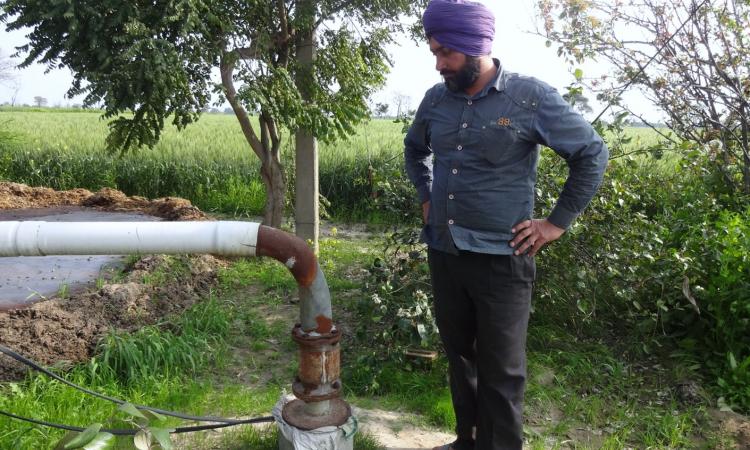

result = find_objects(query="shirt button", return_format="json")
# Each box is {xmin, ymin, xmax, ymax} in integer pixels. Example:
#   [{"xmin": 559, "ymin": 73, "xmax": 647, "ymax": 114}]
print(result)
[
  {"xmin": 448, "ymin": 194, "xmax": 455, "ymax": 200},
  {"xmin": 462, "ymin": 123, "xmax": 468, "ymax": 128},
  {"xmin": 448, "ymin": 219, "xmax": 454, "ymax": 225},
  {"xmin": 467, "ymin": 100, "xmax": 473, "ymax": 105},
  {"xmin": 451, "ymin": 169, "xmax": 458, "ymax": 174},
  {"xmin": 457, "ymin": 145, "xmax": 463, "ymax": 151}
]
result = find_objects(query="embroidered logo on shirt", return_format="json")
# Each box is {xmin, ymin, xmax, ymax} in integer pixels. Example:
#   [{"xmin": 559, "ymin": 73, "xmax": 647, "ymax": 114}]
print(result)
[{"xmin": 496, "ymin": 117, "xmax": 512, "ymax": 127}]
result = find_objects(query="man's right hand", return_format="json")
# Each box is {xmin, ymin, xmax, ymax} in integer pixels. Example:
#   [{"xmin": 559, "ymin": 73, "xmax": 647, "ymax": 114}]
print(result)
[{"xmin": 422, "ymin": 201, "xmax": 430, "ymax": 224}]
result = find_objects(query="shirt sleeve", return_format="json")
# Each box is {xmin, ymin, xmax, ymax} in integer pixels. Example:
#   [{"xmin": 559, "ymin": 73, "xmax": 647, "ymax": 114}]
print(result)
[
  {"xmin": 531, "ymin": 89, "xmax": 609, "ymax": 229},
  {"xmin": 404, "ymin": 89, "xmax": 434, "ymax": 204}
]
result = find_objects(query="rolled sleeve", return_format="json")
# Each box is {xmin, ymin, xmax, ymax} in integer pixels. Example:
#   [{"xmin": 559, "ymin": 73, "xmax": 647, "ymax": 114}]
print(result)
[
  {"xmin": 532, "ymin": 90, "xmax": 609, "ymax": 229},
  {"xmin": 404, "ymin": 91, "xmax": 434, "ymax": 204}
]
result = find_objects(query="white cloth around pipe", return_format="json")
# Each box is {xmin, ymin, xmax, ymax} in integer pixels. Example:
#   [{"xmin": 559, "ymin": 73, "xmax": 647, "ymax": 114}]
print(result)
[{"xmin": 0, "ymin": 221, "xmax": 260, "ymax": 257}]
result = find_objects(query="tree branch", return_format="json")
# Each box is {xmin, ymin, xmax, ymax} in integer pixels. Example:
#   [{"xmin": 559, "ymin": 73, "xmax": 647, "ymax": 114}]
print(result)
[{"xmin": 219, "ymin": 53, "xmax": 264, "ymax": 160}]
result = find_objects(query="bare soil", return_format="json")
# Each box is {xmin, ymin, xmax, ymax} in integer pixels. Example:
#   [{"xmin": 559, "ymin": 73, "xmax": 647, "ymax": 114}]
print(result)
[
  {"xmin": 0, "ymin": 182, "xmax": 219, "ymax": 380},
  {"xmin": 0, "ymin": 182, "xmax": 206, "ymax": 220}
]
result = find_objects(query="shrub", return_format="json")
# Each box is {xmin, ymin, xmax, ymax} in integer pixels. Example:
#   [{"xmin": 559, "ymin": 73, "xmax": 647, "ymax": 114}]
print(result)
[{"xmin": 534, "ymin": 135, "xmax": 750, "ymax": 411}]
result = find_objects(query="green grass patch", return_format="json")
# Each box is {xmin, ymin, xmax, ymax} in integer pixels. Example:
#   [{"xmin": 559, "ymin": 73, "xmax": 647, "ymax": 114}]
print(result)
[{"xmin": 93, "ymin": 296, "xmax": 230, "ymax": 385}]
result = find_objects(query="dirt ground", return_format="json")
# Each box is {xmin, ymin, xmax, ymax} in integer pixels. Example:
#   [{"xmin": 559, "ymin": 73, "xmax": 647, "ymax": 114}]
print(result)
[{"xmin": 0, "ymin": 182, "xmax": 219, "ymax": 380}]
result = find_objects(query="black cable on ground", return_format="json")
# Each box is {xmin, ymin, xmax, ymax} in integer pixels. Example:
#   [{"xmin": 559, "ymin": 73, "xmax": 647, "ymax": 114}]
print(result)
[
  {"xmin": 0, "ymin": 409, "xmax": 275, "ymax": 436},
  {"xmin": 0, "ymin": 344, "xmax": 275, "ymax": 427}
]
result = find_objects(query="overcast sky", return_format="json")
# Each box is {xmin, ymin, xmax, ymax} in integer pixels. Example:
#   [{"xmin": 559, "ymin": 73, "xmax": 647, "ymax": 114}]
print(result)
[{"xmin": 0, "ymin": 0, "xmax": 650, "ymax": 120}]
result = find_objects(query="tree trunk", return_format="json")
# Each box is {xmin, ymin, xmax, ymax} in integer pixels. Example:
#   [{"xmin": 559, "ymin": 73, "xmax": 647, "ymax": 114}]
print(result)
[
  {"xmin": 220, "ymin": 54, "xmax": 285, "ymax": 228},
  {"xmin": 260, "ymin": 157, "xmax": 286, "ymax": 227}
]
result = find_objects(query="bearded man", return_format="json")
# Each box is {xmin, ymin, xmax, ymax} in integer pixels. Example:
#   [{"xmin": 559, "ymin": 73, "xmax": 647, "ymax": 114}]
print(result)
[{"xmin": 403, "ymin": 1, "xmax": 609, "ymax": 449}]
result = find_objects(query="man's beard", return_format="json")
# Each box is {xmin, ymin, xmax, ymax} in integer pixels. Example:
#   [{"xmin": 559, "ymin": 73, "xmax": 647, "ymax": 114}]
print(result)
[{"xmin": 441, "ymin": 56, "xmax": 482, "ymax": 93}]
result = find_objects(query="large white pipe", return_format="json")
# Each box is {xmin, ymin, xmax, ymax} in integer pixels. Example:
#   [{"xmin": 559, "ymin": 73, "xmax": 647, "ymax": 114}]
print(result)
[{"xmin": 0, "ymin": 221, "xmax": 259, "ymax": 257}]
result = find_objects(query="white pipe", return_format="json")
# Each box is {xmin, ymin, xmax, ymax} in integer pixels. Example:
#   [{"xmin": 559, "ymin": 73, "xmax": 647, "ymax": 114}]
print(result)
[{"xmin": 0, "ymin": 221, "xmax": 260, "ymax": 257}]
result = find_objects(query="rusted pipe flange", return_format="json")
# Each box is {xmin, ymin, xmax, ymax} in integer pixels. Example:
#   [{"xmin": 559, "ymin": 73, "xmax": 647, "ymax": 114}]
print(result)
[
  {"xmin": 282, "ymin": 398, "xmax": 351, "ymax": 430},
  {"xmin": 292, "ymin": 376, "xmax": 342, "ymax": 402},
  {"xmin": 291, "ymin": 323, "xmax": 341, "ymax": 346},
  {"xmin": 291, "ymin": 323, "xmax": 342, "ymax": 402}
]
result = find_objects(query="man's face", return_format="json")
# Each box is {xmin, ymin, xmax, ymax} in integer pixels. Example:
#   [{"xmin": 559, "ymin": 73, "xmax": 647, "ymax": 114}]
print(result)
[{"xmin": 429, "ymin": 37, "xmax": 481, "ymax": 93}]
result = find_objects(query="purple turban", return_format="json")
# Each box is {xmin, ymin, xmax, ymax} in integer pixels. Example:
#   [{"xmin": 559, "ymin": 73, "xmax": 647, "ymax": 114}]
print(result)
[{"xmin": 423, "ymin": 0, "xmax": 495, "ymax": 56}]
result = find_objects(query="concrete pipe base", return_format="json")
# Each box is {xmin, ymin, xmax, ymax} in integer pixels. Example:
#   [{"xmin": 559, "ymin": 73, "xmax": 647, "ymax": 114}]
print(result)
[
  {"xmin": 278, "ymin": 428, "xmax": 354, "ymax": 450},
  {"xmin": 274, "ymin": 395, "xmax": 356, "ymax": 450}
]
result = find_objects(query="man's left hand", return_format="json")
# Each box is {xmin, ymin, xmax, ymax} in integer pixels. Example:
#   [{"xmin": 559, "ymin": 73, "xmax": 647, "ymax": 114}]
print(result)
[{"xmin": 510, "ymin": 219, "xmax": 565, "ymax": 257}]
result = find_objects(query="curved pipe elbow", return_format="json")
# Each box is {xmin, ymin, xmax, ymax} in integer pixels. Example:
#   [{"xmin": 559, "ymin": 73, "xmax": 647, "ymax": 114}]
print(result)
[{"xmin": 255, "ymin": 226, "xmax": 333, "ymax": 334}]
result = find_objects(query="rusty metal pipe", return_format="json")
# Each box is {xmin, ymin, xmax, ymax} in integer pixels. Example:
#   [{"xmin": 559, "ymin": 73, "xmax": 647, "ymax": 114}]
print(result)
[
  {"xmin": 255, "ymin": 226, "xmax": 350, "ymax": 430},
  {"xmin": 256, "ymin": 225, "xmax": 333, "ymax": 334}
]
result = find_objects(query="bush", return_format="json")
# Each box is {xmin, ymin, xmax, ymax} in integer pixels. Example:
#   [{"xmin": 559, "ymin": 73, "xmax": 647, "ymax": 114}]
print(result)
[
  {"xmin": 350, "ymin": 227, "xmax": 441, "ymax": 393},
  {"xmin": 534, "ymin": 135, "xmax": 750, "ymax": 411}
]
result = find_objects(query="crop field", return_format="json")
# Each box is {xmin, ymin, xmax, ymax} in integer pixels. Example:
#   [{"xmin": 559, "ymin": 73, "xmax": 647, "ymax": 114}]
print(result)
[
  {"xmin": 0, "ymin": 109, "xmax": 666, "ymax": 220},
  {"xmin": 0, "ymin": 109, "xmax": 406, "ymax": 220}
]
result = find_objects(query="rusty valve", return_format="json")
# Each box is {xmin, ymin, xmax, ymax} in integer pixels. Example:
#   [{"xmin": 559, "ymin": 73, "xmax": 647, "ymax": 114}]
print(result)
[{"xmin": 282, "ymin": 324, "xmax": 351, "ymax": 430}]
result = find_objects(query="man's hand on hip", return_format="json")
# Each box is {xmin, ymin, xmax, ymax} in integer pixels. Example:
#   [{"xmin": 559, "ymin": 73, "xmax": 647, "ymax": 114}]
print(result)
[{"xmin": 510, "ymin": 219, "xmax": 565, "ymax": 257}]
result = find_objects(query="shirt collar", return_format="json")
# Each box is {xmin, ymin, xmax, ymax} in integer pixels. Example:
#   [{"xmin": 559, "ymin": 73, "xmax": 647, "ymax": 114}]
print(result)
[
  {"xmin": 446, "ymin": 58, "xmax": 505, "ymax": 100},
  {"xmin": 489, "ymin": 58, "xmax": 506, "ymax": 93}
]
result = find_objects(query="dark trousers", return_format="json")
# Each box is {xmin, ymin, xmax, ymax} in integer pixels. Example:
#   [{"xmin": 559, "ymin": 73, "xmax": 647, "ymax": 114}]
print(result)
[{"xmin": 428, "ymin": 248, "xmax": 535, "ymax": 450}]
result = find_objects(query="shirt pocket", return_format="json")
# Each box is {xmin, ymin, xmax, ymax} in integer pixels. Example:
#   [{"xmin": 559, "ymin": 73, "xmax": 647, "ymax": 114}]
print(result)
[{"xmin": 480, "ymin": 119, "xmax": 521, "ymax": 165}]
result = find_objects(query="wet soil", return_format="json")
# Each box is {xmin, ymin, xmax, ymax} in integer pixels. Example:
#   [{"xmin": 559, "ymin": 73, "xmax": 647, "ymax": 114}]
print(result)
[
  {"xmin": 0, "ymin": 182, "xmax": 221, "ymax": 380},
  {"xmin": 0, "ymin": 182, "xmax": 206, "ymax": 221}
]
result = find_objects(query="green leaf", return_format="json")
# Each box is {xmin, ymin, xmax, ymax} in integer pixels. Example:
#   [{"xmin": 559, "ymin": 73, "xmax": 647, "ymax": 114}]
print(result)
[
  {"xmin": 149, "ymin": 427, "xmax": 175, "ymax": 450},
  {"xmin": 574, "ymin": 68, "xmax": 583, "ymax": 80},
  {"xmin": 62, "ymin": 423, "xmax": 102, "ymax": 449},
  {"xmin": 82, "ymin": 433, "xmax": 115, "ymax": 450},
  {"xmin": 141, "ymin": 410, "xmax": 167, "ymax": 423},
  {"xmin": 728, "ymin": 352, "xmax": 738, "ymax": 370},
  {"xmin": 119, "ymin": 402, "xmax": 148, "ymax": 420}
]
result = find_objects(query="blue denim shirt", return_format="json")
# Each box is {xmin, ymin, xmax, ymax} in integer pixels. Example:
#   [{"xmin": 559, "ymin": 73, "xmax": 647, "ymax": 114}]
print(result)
[{"xmin": 404, "ymin": 61, "xmax": 609, "ymax": 255}]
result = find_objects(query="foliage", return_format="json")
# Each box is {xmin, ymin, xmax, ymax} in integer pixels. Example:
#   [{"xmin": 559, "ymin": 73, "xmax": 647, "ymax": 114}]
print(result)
[
  {"xmin": 93, "ymin": 297, "xmax": 229, "ymax": 385},
  {"xmin": 1, "ymin": 0, "xmax": 429, "ymax": 226},
  {"xmin": 539, "ymin": 0, "xmax": 750, "ymax": 195},
  {"xmin": 0, "ymin": 110, "xmax": 411, "ymax": 219},
  {"xmin": 53, "ymin": 403, "xmax": 173, "ymax": 450},
  {"xmin": 533, "ymin": 119, "xmax": 750, "ymax": 410},
  {"xmin": 351, "ymin": 227, "xmax": 441, "ymax": 392}
]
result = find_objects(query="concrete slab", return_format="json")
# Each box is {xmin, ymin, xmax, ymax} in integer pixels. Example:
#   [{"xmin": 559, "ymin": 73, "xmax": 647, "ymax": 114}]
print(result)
[{"xmin": 0, "ymin": 207, "xmax": 161, "ymax": 310}]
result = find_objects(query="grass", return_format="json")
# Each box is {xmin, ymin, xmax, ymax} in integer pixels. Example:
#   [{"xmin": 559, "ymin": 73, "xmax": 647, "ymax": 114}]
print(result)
[
  {"xmin": 0, "ymin": 234, "xmax": 736, "ymax": 449},
  {"xmin": 94, "ymin": 296, "xmax": 230, "ymax": 384},
  {"xmin": 0, "ymin": 109, "xmax": 406, "ymax": 220}
]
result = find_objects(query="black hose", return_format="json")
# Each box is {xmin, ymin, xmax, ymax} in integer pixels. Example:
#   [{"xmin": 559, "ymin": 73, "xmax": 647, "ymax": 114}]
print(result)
[
  {"xmin": 0, "ymin": 409, "xmax": 274, "ymax": 436},
  {"xmin": 0, "ymin": 344, "xmax": 275, "ymax": 431}
]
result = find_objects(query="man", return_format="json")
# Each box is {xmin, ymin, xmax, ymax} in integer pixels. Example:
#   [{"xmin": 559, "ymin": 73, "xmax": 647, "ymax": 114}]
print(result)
[{"xmin": 404, "ymin": 1, "xmax": 609, "ymax": 449}]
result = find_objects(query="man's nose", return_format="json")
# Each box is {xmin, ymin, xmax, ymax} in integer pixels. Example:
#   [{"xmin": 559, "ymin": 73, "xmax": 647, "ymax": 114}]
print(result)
[{"xmin": 435, "ymin": 57, "xmax": 445, "ymax": 72}]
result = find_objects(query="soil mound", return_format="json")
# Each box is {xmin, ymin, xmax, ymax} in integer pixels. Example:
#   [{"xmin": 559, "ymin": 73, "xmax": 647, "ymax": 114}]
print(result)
[
  {"xmin": 1, "ymin": 182, "xmax": 207, "ymax": 220},
  {"xmin": 0, "ymin": 182, "xmax": 92, "ymax": 209},
  {"xmin": 0, "ymin": 183, "xmax": 218, "ymax": 380}
]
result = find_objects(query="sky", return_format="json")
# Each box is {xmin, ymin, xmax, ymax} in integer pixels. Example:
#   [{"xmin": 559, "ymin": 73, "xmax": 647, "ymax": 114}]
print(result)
[{"xmin": 0, "ymin": 0, "xmax": 650, "ymax": 120}]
